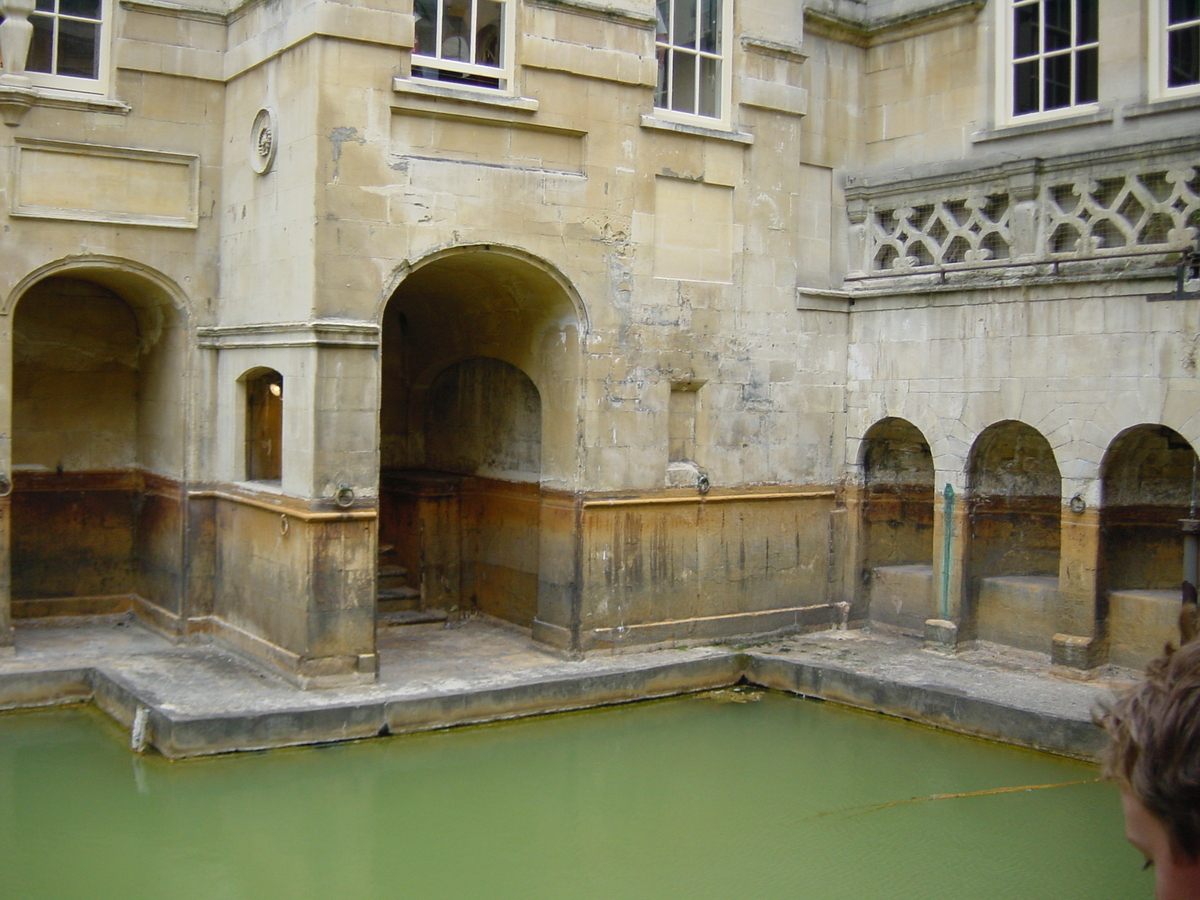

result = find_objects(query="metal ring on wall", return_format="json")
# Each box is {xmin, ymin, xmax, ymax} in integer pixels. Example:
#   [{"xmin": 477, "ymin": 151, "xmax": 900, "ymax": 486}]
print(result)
[
  {"xmin": 0, "ymin": 476, "xmax": 12, "ymax": 499},
  {"xmin": 280, "ymin": 514, "xmax": 290, "ymax": 536}
]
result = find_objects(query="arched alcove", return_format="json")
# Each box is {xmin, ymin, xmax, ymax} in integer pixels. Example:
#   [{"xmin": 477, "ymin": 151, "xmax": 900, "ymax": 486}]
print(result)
[
  {"xmin": 1100, "ymin": 425, "xmax": 1199, "ymax": 667},
  {"xmin": 1101, "ymin": 424, "xmax": 1197, "ymax": 590},
  {"xmin": 378, "ymin": 246, "xmax": 582, "ymax": 631},
  {"xmin": 965, "ymin": 420, "xmax": 1062, "ymax": 651},
  {"xmin": 860, "ymin": 418, "xmax": 936, "ymax": 633},
  {"xmin": 10, "ymin": 270, "xmax": 188, "ymax": 623}
]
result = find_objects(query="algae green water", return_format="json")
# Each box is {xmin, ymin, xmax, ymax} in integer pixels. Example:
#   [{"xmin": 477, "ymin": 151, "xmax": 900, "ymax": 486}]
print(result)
[{"xmin": 0, "ymin": 692, "xmax": 1148, "ymax": 900}]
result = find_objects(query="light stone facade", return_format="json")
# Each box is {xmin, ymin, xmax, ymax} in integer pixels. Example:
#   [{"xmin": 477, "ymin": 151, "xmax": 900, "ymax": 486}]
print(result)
[{"xmin": 0, "ymin": 0, "xmax": 1194, "ymax": 684}]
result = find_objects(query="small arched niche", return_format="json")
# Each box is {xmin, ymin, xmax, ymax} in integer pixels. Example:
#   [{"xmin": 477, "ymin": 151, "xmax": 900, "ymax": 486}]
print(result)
[
  {"xmin": 1100, "ymin": 424, "xmax": 1199, "ymax": 667},
  {"xmin": 966, "ymin": 420, "xmax": 1062, "ymax": 651},
  {"xmin": 241, "ymin": 368, "xmax": 284, "ymax": 483},
  {"xmin": 859, "ymin": 418, "xmax": 936, "ymax": 633}
]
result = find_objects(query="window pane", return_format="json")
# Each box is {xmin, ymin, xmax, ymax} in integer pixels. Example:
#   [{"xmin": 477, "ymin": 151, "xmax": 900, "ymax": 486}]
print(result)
[
  {"xmin": 698, "ymin": 0, "xmax": 720, "ymax": 54},
  {"xmin": 1076, "ymin": 0, "xmax": 1097, "ymax": 44},
  {"xmin": 698, "ymin": 54, "xmax": 719, "ymax": 117},
  {"xmin": 1074, "ymin": 46, "xmax": 1097, "ymax": 103},
  {"xmin": 1169, "ymin": 25, "xmax": 1200, "ymax": 86},
  {"xmin": 675, "ymin": 0, "xmax": 697, "ymax": 49},
  {"xmin": 656, "ymin": 46, "xmax": 670, "ymax": 106},
  {"xmin": 34, "ymin": 0, "xmax": 53, "ymax": 11},
  {"xmin": 476, "ymin": 0, "xmax": 501, "ymax": 67},
  {"xmin": 1014, "ymin": 3, "xmax": 1039, "ymax": 58},
  {"xmin": 1170, "ymin": 0, "xmax": 1200, "ymax": 24},
  {"xmin": 413, "ymin": 0, "xmax": 436, "ymax": 57},
  {"xmin": 57, "ymin": 17, "xmax": 98, "ymax": 77},
  {"xmin": 1014, "ymin": 59, "xmax": 1040, "ymax": 114},
  {"xmin": 656, "ymin": 0, "xmax": 670, "ymax": 43},
  {"xmin": 60, "ymin": 0, "xmax": 101, "ymax": 20},
  {"xmin": 441, "ymin": 0, "xmax": 471, "ymax": 62},
  {"xmin": 671, "ymin": 51, "xmax": 696, "ymax": 113},
  {"xmin": 1043, "ymin": 0, "xmax": 1072, "ymax": 51},
  {"xmin": 1043, "ymin": 51, "xmax": 1071, "ymax": 108},
  {"xmin": 28, "ymin": 14, "xmax": 54, "ymax": 73}
]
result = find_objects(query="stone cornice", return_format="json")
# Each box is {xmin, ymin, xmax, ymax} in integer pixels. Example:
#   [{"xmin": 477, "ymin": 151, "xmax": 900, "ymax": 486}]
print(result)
[
  {"xmin": 197, "ymin": 320, "xmax": 379, "ymax": 349},
  {"xmin": 804, "ymin": 0, "xmax": 985, "ymax": 49}
]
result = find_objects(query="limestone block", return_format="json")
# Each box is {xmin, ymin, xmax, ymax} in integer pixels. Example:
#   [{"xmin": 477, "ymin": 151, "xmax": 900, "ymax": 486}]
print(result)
[
  {"xmin": 1108, "ymin": 589, "xmax": 1182, "ymax": 670},
  {"xmin": 869, "ymin": 564, "xmax": 936, "ymax": 633},
  {"xmin": 976, "ymin": 575, "xmax": 1061, "ymax": 654}
]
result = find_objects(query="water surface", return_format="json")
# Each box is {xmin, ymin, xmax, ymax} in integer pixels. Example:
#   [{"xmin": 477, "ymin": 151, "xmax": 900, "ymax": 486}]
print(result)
[{"xmin": 0, "ymin": 691, "xmax": 1148, "ymax": 899}]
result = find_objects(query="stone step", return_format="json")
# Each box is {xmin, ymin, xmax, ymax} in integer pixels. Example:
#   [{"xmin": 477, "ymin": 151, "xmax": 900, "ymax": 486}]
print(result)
[
  {"xmin": 377, "ymin": 587, "xmax": 421, "ymax": 615},
  {"xmin": 377, "ymin": 564, "xmax": 410, "ymax": 591},
  {"xmin": 377, "ymin": 608, "xmax": 448, "ymax": 629}
]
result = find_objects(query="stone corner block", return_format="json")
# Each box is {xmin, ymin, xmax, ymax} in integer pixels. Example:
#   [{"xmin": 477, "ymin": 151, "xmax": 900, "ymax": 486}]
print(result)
[
  {"xmin": 923, "ymin": 618, "xmax": 958, "ymax": 651},
  {"xmin": 1051, "ymin": 632, "xmax": 1104, "ymax": 670}
]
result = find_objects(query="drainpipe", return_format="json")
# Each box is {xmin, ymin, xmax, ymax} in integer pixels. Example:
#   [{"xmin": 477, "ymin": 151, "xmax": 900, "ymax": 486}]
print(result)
[{"xmin": 940, "ymin": 483, "xmax": 955, "ymax": 621}]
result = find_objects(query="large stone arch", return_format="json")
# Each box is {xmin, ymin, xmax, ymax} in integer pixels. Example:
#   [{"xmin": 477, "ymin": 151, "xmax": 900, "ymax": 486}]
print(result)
[
  {"xmin": 964, "ymin": 420, "xmax": 1062, "ymax": 651},
  {"xmin": 377, "ymin": 246, "xmax": 583, "ymax": 633},
  {"xmin": 4, "ymin": 257, "xmax": 191, "ymax": 633}
]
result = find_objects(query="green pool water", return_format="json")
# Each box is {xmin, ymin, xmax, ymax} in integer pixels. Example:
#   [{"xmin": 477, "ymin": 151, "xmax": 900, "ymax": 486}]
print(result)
[{"xmin": 0, "ymin": 691, "xmax": 1148, "ymax": 900}]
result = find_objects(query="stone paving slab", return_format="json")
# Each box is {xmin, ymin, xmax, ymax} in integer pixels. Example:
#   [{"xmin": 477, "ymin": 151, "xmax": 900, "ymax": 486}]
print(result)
[
  {"xmin": 743, "ymin": 629, "xmax": 1137, "ymax": 760},
  {"xmin": 0, "ymin": 615, "xmax": 1142, "ymax": 760}
]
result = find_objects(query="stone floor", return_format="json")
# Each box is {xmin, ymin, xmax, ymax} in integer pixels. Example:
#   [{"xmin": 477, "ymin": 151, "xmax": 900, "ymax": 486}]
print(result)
[{"xmin": 0, "ymin": 614, "xmax": 1143, "ymax": 760}]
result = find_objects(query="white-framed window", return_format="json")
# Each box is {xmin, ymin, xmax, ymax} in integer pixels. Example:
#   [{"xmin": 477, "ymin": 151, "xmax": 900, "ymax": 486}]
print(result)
[
  {"xmin": 1003, "ymin": 0, "xmax": 1099, "ymax": 120},
  {"xmin": 654, "ymin": 0, "xmax": 731, "ymax": 124},
  {"xmin": 1157, "ymin": 0, "xmax": 1200, "ymax": 96},
  {"xmin": 3, "ymin": 0, "xmax": 112, "ymax": 94},
  {"xmin": 412, "ymin": 0, "xmax": 512, "ymax": 91}
]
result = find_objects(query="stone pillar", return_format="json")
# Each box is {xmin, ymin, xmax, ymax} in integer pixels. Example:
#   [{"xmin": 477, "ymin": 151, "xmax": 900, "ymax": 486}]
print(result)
[
  {"xmin": 1053, "ymin": 492, "xmax": 1105, "ymax": 668},
  {"xmin": 927, "ymin": 479, "xmax": 969, "ymax": 648},
  {"xmin": 845, "ymin": 195, "xmax": 871, "ymax": 276},
  {"xmin": 839, "ymin": 478, "xmax": 869, "ymax": 621},
  {"xmin": 1005, "ymin": 163, "xmax": 1042, "ymax": 260},
  {"xmin": 0, "ymin": 310, "xmax": 12, "ymax": 655},
  {"xmin": 531, "ymin": 489, "xmax": 581, "ymax": 652}
]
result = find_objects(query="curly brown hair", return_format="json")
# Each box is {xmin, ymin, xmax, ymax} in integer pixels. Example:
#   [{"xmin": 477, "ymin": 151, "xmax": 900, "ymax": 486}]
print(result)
[{"xmin": 1100, "ymin": 638, "xmax": 1200, "ymax": 862}]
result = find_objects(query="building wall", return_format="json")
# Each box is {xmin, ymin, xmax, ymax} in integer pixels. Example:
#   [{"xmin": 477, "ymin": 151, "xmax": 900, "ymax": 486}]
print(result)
[{"xmin": 0, "ymin": 0, "xmax": 1194, "ymax": 678}]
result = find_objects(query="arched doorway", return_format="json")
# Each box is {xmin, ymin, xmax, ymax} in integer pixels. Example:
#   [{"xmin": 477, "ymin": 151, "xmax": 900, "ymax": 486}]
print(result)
[
  {"xmin": 378, "ymin": 247, "xmax": 583, "ymax": 631},
  {"xmin": 1101, "ymin": 424, "xmax": 1198, "ymax": 667},
  {"xmin": 966, "ymin": 420, "xmax": 1061, "ymax": 651},
  {"xmin": 9, "ymin": 269, "xmax": 188, "ymax": 626},
  {"xmin": 859, "ymin": 417, "xmax": 935, "ymax": 632}
]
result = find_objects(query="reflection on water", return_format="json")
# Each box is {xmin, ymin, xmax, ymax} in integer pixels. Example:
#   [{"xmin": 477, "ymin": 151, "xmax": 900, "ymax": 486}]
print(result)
[{"xmin": 0, "ymin": 692, "xmax": 1149, "ymax": 900}]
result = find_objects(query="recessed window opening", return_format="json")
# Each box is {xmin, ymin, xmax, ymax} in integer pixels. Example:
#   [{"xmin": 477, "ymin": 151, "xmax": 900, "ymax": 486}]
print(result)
[
  {"xmin": 655, "ymin": 0, "xmax": 728, "ymax": 120},
  {"xmin": 1010, "ymin": 0, "xmax": 1098, "ymax": 117},
  {"xmin": 245, "ymin": 369, "xmax": 283, "ymax": 483},
  {"xmin": 412, "ymin": 0, "xmax": 508, "ymax": 90},
  {"xmin": 1168, "ymin": 0, "xmax": 1200, "ymax": 89},
  {"xmin": 668, "ymin": 382, "xmax": 700, "ymax": 463}
]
